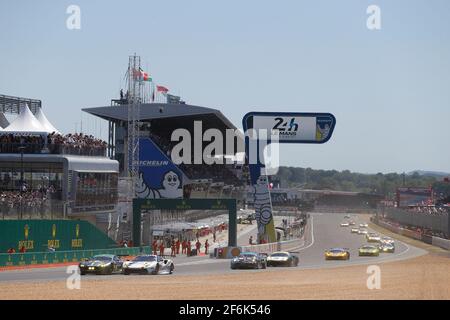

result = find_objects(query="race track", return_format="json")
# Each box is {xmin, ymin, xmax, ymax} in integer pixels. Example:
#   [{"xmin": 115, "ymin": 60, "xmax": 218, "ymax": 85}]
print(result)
[{"xmin": 0, "ymin": 213, "xmax": 427, "ymax": 283}]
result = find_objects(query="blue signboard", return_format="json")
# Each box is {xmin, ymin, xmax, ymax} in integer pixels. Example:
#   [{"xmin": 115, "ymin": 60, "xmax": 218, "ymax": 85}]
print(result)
[
  {"xmin": 135, "ymin": 138, "xmax": 183, "ymax": 199},
  {"xmin": 242, "ymin": 111, "xmax": 336, "ymax": 243}
]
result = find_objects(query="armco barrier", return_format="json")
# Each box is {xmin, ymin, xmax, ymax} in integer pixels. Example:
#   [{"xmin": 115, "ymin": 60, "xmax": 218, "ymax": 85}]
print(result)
[
  {"xmin": 432, "ymin": 237, "xmax": 450, "ymax": 250},
  {"xmin": 239, "ymin": 238, "xmax": 305, "ymax": 255},
  {"xmin": 372, "ymin": 218, "xmax": 449, "ymax": 251},
  {"xmin": 0, "ymin": 246, "xmax": 151, "ymax": 267},
  {"xmin": 421, "ymin": 234, "xmax": 433, "ymax": 245}
]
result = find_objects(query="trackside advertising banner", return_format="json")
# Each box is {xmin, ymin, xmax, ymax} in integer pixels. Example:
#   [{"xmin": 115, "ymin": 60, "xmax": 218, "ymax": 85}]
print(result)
[
  {"xmin": 243, "ymin": 112, "xmax": 336, "ymax": 243},
  {"xmin": 135, "ymin": 138, "xmax": 183, "ymax": 199}
]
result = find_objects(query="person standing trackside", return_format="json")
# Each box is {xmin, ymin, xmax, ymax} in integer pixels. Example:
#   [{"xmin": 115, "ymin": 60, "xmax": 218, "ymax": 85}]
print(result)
[
  {"xmin": 152, "ymin": 239, "xmax": 158, "ymax": 255},
  {"xmin": 186, "ymin": 240, "xmax": 192, "ymax": 256},
  {"xmin": 159, "ymin": 241, "xmax": 165, "ymax": 256},
  {"xmin": 176, "ymin": 239, "xmax": 181, "ymax": 255},
  {"xmin": 204, "ymin": 239, "xmax": 209, "ymax": 255},
  {"xmin": 213, "ymin": 231, "xmax": 217, "ymax": 243},
  {"xmin": 181, "ymin": 239, "xmax": 187, "ymax": 254},
  {"xmin": 195, "ymin": 239, "xmax": 201, "ymax": 254},
  {"xmin": 171, "ymin": 240, "xmax": 176, "ymax": 257}
]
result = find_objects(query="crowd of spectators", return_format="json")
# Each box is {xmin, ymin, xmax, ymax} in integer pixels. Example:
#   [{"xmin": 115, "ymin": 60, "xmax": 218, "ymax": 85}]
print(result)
[
  {"xmin": 406, "ymin": 205, "xmax": 449, "ymax": 215},
  {"xmin": 0, "ymin": 134, "xmax": 44, "ymax": 153},
  {"xmin": 0, "ymin": 132, "xmax": 107, "ymax": 156},
  {"xmin": 0, "ymin": 185, "xmax": 55, "ymax": 217},
  {"xmin": 47, "ymin": 132, "xmax": 107, "ymax": 156}
]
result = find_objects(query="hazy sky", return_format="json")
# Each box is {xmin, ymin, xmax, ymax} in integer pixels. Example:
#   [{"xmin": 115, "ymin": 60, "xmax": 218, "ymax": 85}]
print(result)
[{"xmin": 1, "ymin": 0, "xmax": 449, "ymax": 174}]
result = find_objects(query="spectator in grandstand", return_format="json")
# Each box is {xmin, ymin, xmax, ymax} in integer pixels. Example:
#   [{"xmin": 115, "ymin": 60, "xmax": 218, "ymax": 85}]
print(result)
[
  {"xmin": 7, "ymin": 248, "xmax": 15, "ymax": 254},
  {"xmin": 48, "ymin": 246, "xmax": 56, "ymax": 253},
  {"xmin": 19, "ymin": 246, "xmax": 26, "ymax": 253}
]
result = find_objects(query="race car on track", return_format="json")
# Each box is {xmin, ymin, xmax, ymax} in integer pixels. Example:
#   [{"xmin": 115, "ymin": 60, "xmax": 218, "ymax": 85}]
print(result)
[
  {"xmin": 340, "ymin": 222, "xmax": 350, "ymax": 227},
  {"xmin": 122, "ymin": 255, "xmax": 174, "ymax": 275},
  {"xmin": 358, "ymin": 228, "xmax": 368, "ymax": 235},
  {"xmin": 358, "ymin": 245, "xmax": 380, "ymax": 256},
  {"xmin": 349, "ymin": 221, "xmax": 356, "ymax": 226},
  {"xmin": 366, "ymin": 233, "xmax": 382, "ymax": 243},
  {"xmin": 380, "ymin": 237, "xmax": 395, "ymax": 245},
  {"xmin": 344, "ymin": 215, "xmax": 351, "ymax": 219},
  {"xmin": 230, "ymin": 252, "xmax": 267, "ymax": 269},
  {"xmin": 324, "ymin": 248, "xmax": 350, "ymax": 260},
  {"xmin": 351, "ymin": 227, "xmax": 359, "ymax": 233},
  {"xmin": 79, "ymin": 254, "xmax": 123, "ymax": 275},
  {"xmin": 267, "ymin": 251, "xmax": 299, "ymax": 267},
  {"xmin": 378, "ymin": 243, "xmax": 395, "ymax": 253},
  {"xmin": 359, "ymin": 223, "xmax": 369, "ymax": 228}
]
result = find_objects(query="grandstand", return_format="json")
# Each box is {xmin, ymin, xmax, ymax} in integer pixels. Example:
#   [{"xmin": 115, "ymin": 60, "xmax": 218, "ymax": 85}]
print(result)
[
  {"xmin": 0, "ymin": 94, "xmax": 119, "ymax": 233},
  {"xmin": 83, "ymin": 102, "xmax": 247, "ymax": 198}
]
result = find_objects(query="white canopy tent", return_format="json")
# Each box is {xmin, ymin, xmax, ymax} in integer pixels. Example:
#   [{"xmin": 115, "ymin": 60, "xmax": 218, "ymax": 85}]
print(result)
[
  {"xmin": 0, "ymin": 113, "xmax": 9, "ymax": 129},
  {"xmin": 35, "ymin": 107, "xmax": 59, "ymax": 133},
  {"xmin": 2, "ymin": 104, "xmax": 51, "ymax": 134}
]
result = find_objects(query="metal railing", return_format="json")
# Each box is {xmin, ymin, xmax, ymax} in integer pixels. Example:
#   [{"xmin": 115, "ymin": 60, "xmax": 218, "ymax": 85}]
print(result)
[{"xmin": 0, "ymin": 142, "xmax": 106, "ymax": 157}]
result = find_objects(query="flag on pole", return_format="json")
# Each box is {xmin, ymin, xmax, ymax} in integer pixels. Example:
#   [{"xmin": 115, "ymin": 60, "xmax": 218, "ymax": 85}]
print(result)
[
  {"xmin": 133, "ymin": 69, "xmax": 152, "ymax": 81},
  {"xmin": 156, "ymin": 85, "xmax": 169, "ymax": 93},
  {"xmin": 151, "ymin": 83, "xmax": 155, "ymax": 102}
]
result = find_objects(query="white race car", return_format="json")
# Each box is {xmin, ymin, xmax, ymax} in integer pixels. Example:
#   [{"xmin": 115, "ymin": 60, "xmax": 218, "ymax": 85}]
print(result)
[
  {"xmin": 359, "ymin": 223, "xmax": 369, "ymax": 228},
  {"xmin": 380, "ymin": 237, "xmax": 395, "ymax": 245},
  {"xmin": 358, "ymin": 228, "xmax": 368, "ymax": 235},
  {"xmin": 123, "ymin": 255, "xmax": 174, "ymax": 275},
  {"xmin": 340, "ymin": 222, "xmax": 350, "ymax": 227}
]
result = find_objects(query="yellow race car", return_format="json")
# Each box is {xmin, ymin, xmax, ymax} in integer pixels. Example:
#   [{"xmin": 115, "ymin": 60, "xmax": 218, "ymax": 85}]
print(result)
[
  {"xmin": 324, "ymin": 248, "xmax": 350, "ymax": 260},
  {"xmin": 358, "ymin": 245, "xmax": 380, "ymax": 256}
]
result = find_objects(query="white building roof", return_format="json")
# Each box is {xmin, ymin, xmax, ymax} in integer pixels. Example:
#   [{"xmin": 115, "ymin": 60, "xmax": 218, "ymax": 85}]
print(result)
[{"xmin": 35, "ymin": 108, "xmax": 59, "ymax": 133}]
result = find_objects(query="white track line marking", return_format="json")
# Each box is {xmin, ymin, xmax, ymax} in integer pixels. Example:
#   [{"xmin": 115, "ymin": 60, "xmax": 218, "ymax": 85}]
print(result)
[{"xmin": 296, "ymin": 216, "xmax": 314, "ymax": 251}]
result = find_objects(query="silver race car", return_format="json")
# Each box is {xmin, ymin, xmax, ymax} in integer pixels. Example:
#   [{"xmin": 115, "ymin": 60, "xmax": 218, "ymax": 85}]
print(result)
[{"xmin": 123, "ymin": 255, "xmax": 174, "ymax": 275}]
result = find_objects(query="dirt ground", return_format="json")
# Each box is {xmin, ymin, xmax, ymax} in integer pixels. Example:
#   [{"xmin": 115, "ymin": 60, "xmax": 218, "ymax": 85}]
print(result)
[{"xmin": 1, "ymin": 253, "xmax": 449, "ymax": 300}]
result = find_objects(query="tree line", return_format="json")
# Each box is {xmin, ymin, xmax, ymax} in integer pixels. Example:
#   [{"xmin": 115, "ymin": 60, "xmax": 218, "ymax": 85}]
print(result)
[{"xmin": 274, "ymin": 167, "xmax": 450, "ymax": 198}]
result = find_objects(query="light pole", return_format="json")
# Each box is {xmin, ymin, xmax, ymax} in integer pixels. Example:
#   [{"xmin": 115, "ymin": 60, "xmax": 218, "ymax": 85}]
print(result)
[{"xmin": 18, "ymin": 146, "xmax": 26, "ymax": 220}]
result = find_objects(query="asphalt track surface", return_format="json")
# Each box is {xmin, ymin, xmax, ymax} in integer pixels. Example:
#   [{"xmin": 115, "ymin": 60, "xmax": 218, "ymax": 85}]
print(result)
[{"xmin": 0, "ymin": 213, "xmax": 427, "ymax": 283}]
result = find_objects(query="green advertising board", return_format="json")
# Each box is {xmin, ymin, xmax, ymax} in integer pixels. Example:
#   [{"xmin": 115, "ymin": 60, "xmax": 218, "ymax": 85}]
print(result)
[
  {"xmin": 0, "ymin": 220, "xmax": 117, "ymax": 253},
  {"xmin": 0, "ymin": 246, "xmax": 151, "ymax": 267}
]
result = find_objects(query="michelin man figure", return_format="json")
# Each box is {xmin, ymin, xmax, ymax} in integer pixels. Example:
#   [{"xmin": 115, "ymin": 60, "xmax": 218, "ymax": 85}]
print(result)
[
  {"xmin": 251, "ymin": 175, "xmax": 273, "ymax": 237},
  {"xmin": 135, "ymin": 170, "xmax": 182, "ymax": 199}
]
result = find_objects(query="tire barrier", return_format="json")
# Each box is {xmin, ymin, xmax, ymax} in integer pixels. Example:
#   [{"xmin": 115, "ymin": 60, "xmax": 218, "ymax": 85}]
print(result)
[{"xmin": 0, "ymin": 246, "xmax": 151, "ymax": 267}]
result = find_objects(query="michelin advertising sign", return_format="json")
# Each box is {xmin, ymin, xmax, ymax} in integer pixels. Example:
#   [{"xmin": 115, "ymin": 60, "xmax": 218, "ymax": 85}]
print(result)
[{"xmin": 135, "ymin": 138, "xmax": 183, "ymax": 199}]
